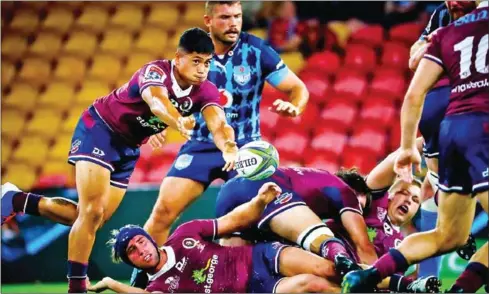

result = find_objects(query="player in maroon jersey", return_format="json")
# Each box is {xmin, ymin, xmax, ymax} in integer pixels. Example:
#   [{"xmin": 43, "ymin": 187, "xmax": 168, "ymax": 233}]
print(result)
[
  {"xmin": 1, "ymin": 28, "xmax": 239, "ymax": 293},
  {"xmin": 342, "ymin": 2, "xmax": 489, "ymax": 292},
  {"xmin": 86, "ymin": 183, "xmax": 340, "ymax": 293}
]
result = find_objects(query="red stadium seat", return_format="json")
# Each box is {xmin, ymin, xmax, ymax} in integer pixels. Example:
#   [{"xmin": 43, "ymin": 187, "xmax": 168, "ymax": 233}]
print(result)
[
  {"xmin": 262, "ymin": 82, "xmax": 287, "ymax": 105},
  {"xmin": 349, "ymin": 24, "xmax": 384, "ymax": 48},
  {"xmin": 359, "ymin": 98, "xmax": 396, "ymax": 128},
  {"xmin": 344, "ymin": 44, "xmax": 377, "ymax": 73},
  {"xmin": 389, "ymin": 22, "xmax": 423, "ymax": 45},
  {"xmin": 370, "ymin": 68, "xmax": 406, "ymax": 99},
  {"xmin": 342, "ymin": 147, "xmax": 378, "ymax": 174},
  {"xmin": 333, "ymin": 70, "xmax": 368, "ymax": 98},
  {"xmin": 129, "ymin": 165, "xmax": 146, "ymax": 185},
  {"xmin": 144, "ymin": 158, "xmax": 174, "ymax": 183},
  {"xmin": 311, "ymin": 128, "xmax": 347, "ymax": 156},
  {"xmin": 304, "ymin": 154, "xmax": 340, "ymax": 172},
  {"xmin": 273, "ymin": 130, "xmax": 309, "ymax": 162},
  {"xmin": 380, "ymin": 41, "xmax": 410, "ymax": 70},
  {"xmin": 389, "ymin": 118, "xmax": 401, "ymax": 152},
  {"xmin": 320, "ymin": 99, "xmax": 358, "ymax": 129},
  {"xmin": 302, "ymin": 51, "xmax": 341, "ymax": 75},
  {"xmin": 276, "ymin": 100, "xmax": 320, "ymax": 133},
  {"xmin": 348, "ymin": 126, "xmax": 387, "ymax": 156},
  {"xmin": 259, "ymin": 104, "xmax": 280, "ymax": 130},
  {"xmin": 299, "ymin": 73, "xmax": 331, "ymax": 105}
]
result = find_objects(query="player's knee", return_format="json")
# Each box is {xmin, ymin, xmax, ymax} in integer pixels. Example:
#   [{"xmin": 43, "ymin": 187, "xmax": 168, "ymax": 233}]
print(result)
[
  {"xmin": 437, "ymin": 230, "xmax": 469, "ymax": 252},
  {"xmin": 78, "ymin": 203, "xmax": 105, "ymax": 228}
]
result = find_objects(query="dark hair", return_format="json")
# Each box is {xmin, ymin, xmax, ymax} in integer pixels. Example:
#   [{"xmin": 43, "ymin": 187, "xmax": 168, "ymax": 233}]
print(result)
[
  {"xmin": 205, "ymin": 1, "xmax": 240, "ymax": 15},
  {"xmin": 335, "ymin": 167, "xmax": 372, "ymax": 209},
  {"xmin": 178, "ymin": 27, "xmax": 214, "ymax": 55}
]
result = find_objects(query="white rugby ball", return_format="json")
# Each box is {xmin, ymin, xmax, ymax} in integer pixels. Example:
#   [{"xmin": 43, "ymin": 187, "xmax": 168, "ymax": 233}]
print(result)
[{"xmin": 235, "ymin": 141, "xmax": 279, "ymax": 181}]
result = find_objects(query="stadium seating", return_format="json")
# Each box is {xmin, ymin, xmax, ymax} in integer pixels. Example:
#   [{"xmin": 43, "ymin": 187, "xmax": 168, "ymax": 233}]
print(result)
[{"xmin": 1, "ymin": 3, "xmax": 419, "ymax": 187}]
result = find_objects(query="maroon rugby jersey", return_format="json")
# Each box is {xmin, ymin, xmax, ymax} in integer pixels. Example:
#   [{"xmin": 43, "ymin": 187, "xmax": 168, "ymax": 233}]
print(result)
[
  {"xmin": 424, "ymin": 3, "xmax": 489, "ymax": 115},
  {"xmin": 93, "ymin": 60, "xmax": 221, "ymax": 146},
  {"xmin": 145, "ymin": 220, "xmax": 253, "ymax": 293}
]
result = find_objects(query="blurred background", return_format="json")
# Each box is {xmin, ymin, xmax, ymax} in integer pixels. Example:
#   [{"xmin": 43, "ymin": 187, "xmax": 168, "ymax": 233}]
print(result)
[{"xmin": 1, "ymin": 1, "xmax": 487, "ymax": 292}]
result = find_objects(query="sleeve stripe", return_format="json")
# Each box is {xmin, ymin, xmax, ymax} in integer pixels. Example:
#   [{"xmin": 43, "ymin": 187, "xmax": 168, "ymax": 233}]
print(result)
[
  {"xmin": 423, "ymin": 54, "xmax": 444, "ymax": 66},
  {"xmin": 201, "ymin": 102, "xmax": 223, "ymax": 113},
  {"xmin": 139, "ymin": 83, "xmax": 166, "ymax": 95},
  {"xmin": 339, "ymin": 207, "xmax": 363, "ymax": 216}
]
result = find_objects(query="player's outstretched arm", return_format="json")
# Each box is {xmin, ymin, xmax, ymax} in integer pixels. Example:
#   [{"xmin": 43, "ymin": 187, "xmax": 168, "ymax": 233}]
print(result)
[
  {"xmin": 216, "ymin": 183, "xmax": 281, "ymax": 236},
  {"xmin": 88, "ymin": 277, "xmax": 148, "ymax": 293},
  {"xmin": 202, "ymin": 105, "xmax": 238, "ymax": 171},
  {"xmin": 341, "ymin": 211, "xmax": 378, "ymax": 265},
  {"xmin": 269, "ymin": 71, "xmax": 309, "ymax": 117},
  {"xmin": 141, "ymin": 86, "xmax": 191, "ymax": 139}
]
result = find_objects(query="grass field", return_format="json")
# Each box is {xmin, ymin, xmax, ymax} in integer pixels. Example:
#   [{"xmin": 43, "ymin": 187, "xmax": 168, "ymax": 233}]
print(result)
[{"xmin": 3, "ymin": 277, "xmax": 485, "ymax": 293}]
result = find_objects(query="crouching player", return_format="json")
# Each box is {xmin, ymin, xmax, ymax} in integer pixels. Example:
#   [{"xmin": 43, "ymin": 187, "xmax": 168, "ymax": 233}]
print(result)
[{"xmin": 87, "ymin": 183, "xmax": 340, "ymax": 293}]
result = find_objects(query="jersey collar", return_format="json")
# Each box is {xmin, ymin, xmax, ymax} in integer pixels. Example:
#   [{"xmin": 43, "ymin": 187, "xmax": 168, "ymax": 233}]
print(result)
[
  {"xmin": 147, "ymin": 246, "xmax": 176, "ymax": 281},
  {"xmin": 170, "ymin": 60, "xmax": 193, "ymax": 98},
  {"xmin": 213, "ymin": 34, "xmax": 242, "ymax": 63},
  {"xmin": 478, "ymin": 1, "xmax": 488, "ymax": 8}
]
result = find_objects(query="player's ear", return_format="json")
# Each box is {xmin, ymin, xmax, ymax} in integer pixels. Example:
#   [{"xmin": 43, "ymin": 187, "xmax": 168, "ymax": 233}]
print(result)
[
  {"xmin": 204, "ymin": 14, "xmax": 212, "ymax": 28},
  {"xmin": 175, "ymin": 50, "xmax": 182, "ymax": 66}
]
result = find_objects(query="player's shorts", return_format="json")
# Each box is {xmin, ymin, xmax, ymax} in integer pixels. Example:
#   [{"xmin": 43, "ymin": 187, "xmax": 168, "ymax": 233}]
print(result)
[
  {"xmin": 419, "ymin": 86, "xmax": 450, "ymax": 158},
  {"xmin": 438, "ymin": 113, "xmax": 489, "ymax": 194},
  {"xmin": 215, "ymin": 177, "xmax": 307, "ymax": 232},
  {"xmin": 68, "ymin": 106, "xmax": 140, "ymax": 189},
  {"xmin": 166, "ymin": 140, "xmax": 238, "ymax": 188},
  {"xmin": 249, "ymin": 242, "xmax": 289, "ymax": 293}
]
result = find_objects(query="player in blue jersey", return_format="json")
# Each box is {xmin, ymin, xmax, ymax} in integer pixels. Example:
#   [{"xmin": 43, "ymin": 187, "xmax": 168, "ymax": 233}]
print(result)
[
  {"xmin": 142, "ymin": 0, "xmax": 309, "ymax": 246},
  {"xmin": 1, "ymin": 28, "xmax": 239, "ymax": 293},
  {"xmin": 342, "ymin": 2, "xmax": 489, "ymax": 292}
]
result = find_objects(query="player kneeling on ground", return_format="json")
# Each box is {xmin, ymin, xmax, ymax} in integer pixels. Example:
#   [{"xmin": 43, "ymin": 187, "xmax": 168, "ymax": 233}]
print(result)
[{"xmin": 87, "ymin": 183, "xmax": 340, "ymax": 293}]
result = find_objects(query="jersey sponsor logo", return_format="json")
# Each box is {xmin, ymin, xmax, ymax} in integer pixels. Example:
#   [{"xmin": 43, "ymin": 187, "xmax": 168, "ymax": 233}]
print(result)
[
  {"xmin": 92, "ymin": 147, "xmax": 105, "ymax": 157},
  {"xmin": 144, "ymin": 65, "xmax": 166, "ymax": 83},
  {"xmin": 367, "ymin": 227, "xmax": 378, "ymax": 243},
  {"xmin": 175, "ymin": 154, "xmax": 194, "ymax": 170},
  {"xmin": 175, "ymin": 257, "xmax": 188, "ymax": 273},
  {"xmin": 170, "ymin": 97, "xmax": 193, "ymax": 113},
  {"xmin": 182, "ymin": 237, "xmax": 205, "ymax": 252},
  {"xmin": 274, "ymin": 192, "xmax": 293, "ymax": 205},
  {"xmin": 218, "ymin": 89, "xmax": 233, "ymax": 108},
  {"xmin": 192, "ymin": 254, "xmax": 219, "ymax": 293},
  {"xmin": 233, "ymin": 65, "xmax": 251, "ymax": 85},
  {"xmin": 383, "ymin": 222, "xmax": 393, "ymax": 236},
  {"xmin": 137, "ymin": 116, "xmax": 165, "ymax": 133},
  {"xmin": 451, "ymin": 78, "xmax": 489, "ymax": 93},
  {"xmin": 70, "ymin": 139, "xmax": 81, "ymax": 154},
  {"xmin": 165, "ymin": 276, "xmax": 180, "ymax": 293}
]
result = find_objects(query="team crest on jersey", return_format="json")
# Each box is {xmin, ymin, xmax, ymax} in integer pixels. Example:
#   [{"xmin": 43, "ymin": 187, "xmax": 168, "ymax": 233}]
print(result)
[
  {"xmin": 144, "ymin": 65, "xmax": 166, "ymax": 83},
  {"xmin": 165, "ymin": 276, "xmax": 180, "ymax": 293},
  {"xmin": 182, "ymin": 238, "xmax": 205, "ymax": 252},
  {"xmin": 274, "ymin": 192, "xmax": 293, "ymax": 205},
  {"xmin": 175, "ymin": 154, "xmax": 193, "ymax": 170},
  {"xmin": 233, "ymin": 65, "xmax": 251, "ymax": 85}
]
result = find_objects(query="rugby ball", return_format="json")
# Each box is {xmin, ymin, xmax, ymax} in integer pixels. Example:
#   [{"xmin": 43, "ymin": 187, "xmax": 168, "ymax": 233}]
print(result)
[{"xmin": 235, "ymin": 141, "xmax": 279, "ymax": 181}]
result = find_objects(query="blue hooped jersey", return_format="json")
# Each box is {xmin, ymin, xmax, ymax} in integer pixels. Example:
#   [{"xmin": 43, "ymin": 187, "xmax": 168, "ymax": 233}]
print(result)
[{"xmin": 192, "ymin": 32, "xmax": 289, "ymax": 144}]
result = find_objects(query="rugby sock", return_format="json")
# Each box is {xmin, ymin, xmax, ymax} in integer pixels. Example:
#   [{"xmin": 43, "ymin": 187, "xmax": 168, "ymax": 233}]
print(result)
[
  {"xmin": 388, "ymin": 274, "xmax": 413, "ymax": 292},
  {"xmin": 453, "ymin": 262, "xmax": 488, "ymax": 292},
  {"xmin": 373, "ymin": 249, "xmax": 409, "ymax": 280},
  {"xmin": 67, "ymin": 260, "xmax": 88, "ymax": 293},
  {"xmin": 12, "ymin": 192, "xmax": 41, "ymax": 216},
  {"xmin": 320, "ymin": 238, "xmax": 351, "ymax": 261}
]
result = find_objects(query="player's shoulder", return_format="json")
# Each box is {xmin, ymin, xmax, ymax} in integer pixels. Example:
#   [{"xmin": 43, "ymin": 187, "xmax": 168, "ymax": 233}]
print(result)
[
  {"xmin": 139, "ymin": 59, "xmax": 172, "ymax": 76},
  {"xmin": 240, "ymin": 31, "xmax": 272, "ymax": 50},
  {"xmin": 199, "ymin": 79, "xmax": 219, "ymax": 94}
]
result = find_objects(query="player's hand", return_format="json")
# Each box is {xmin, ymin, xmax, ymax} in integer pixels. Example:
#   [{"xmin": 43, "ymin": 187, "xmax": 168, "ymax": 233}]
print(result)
[
  {"xmin": 269, "ymin": 99, "xmax": 299, "ymax": 117},
  {"xmin": 148, "ymin": 130, "xmax": 167, "ymax": 150},
  {"xmin": 222, "ymin": 141, "xmax": 238, "ymax": 172},
  {"xmin": 394, "ymin": 148, "xmax": 422, "ymax": 183},
  {"xmin": 87, "ymin": 277, "xmax": 110, "ymax": 293},
  {"xmin": 177, "ymin": 116, "xmax": 195, "ymax": 140},
  {"xmin": 256, "ymin": 182, "xmax": 282, "ymax": 205}
]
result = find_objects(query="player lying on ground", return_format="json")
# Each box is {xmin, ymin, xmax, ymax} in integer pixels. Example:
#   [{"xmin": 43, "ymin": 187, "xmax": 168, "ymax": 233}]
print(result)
[
  {"xmin": 1, "ymin": 28, "xmax": 238, "ymax": 293},
  {"xmin": 342, "ymin": 2, "xmax": 489, "ymax": 292},
  {"xmin": 86, "ymin": 183, "xmax": 340, "ymax": 293},
  {"xmin": 140, "ymin": 0, "xmax": 310, "ymax": 253}
]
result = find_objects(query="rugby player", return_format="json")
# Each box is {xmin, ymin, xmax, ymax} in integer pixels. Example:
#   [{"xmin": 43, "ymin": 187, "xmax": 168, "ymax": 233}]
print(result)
[
  {"xmin": 342, "ymin": 2, "xmax": 489, "ymax": 292},
  {"xmin": 142, "ymin": 0, "xmax": 310, "ymax": 250},
  {"xmin": 1, "ymin": 28, "xmax": 238, "ymax": 293},
  {"xmin": 86, "ymin": 183, "xmax": 340, "ymax": 293},
  {"xmin": 409, "ymin": 1, "xmax": 477, "ymax": 277}
]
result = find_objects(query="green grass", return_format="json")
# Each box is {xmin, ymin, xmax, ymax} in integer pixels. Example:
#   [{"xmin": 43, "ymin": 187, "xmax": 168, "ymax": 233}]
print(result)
[{"xmin": 2, "ymin": 278, "xmax": 485, "ymax": 293}]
